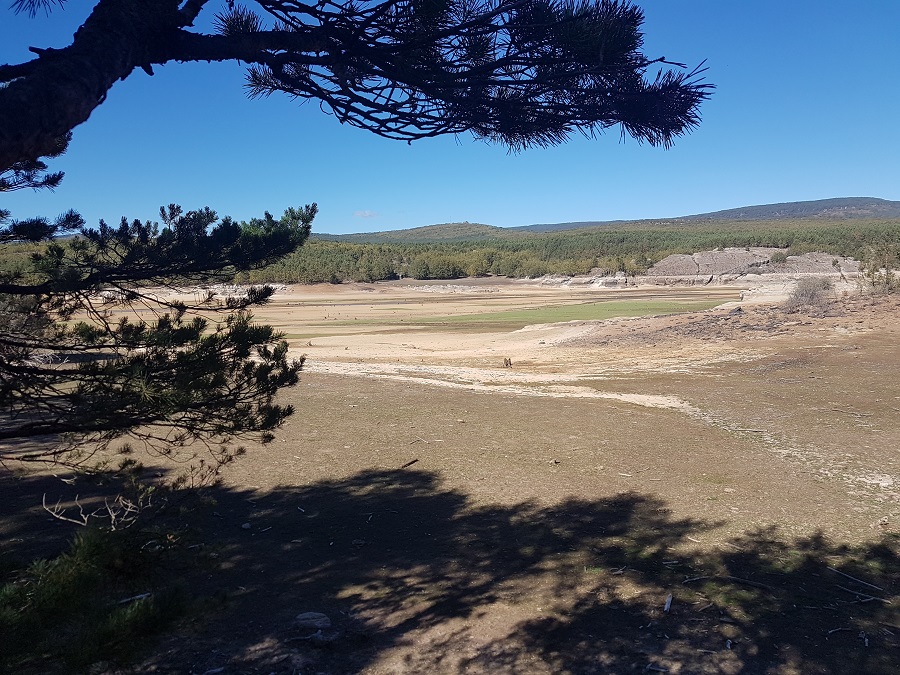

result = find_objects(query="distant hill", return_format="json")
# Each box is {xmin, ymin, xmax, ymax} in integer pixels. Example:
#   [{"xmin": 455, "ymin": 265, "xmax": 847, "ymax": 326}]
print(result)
[
  {"xmin": 314, "ymin": 221, "xmax": 508, "ymax": 243},
  {"xmin": 676, "ymin": 197, "xmax": 900, "ymax": 221},
  {"xmin": 312, "ymin": 197, "xmax": 900, "ymax": 243},
  {"xmin": 519, "ymin": 197, "xmax": 900, "ymax": 233}
]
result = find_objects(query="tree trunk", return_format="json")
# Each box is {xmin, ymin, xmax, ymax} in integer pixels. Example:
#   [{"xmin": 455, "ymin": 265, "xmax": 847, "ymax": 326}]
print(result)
[{"xmin": 0, "ymin": 0, "xmax": 185, "ymax": 170}]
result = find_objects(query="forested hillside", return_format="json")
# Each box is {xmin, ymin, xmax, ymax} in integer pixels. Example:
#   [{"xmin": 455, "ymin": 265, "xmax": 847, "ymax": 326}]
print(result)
[
  {"xmin": 321, "ymin": 197, "xmax": 900, "ymax": 241},
  {"xmin": 242, "ymin": 218, "xmax": 900, "ymax": 283}
]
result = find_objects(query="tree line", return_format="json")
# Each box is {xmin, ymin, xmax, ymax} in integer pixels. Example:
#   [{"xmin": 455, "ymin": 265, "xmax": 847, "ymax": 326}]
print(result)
[{"xmin": 240, "ymin": 219, "xmax": 900, "ymax": 284}]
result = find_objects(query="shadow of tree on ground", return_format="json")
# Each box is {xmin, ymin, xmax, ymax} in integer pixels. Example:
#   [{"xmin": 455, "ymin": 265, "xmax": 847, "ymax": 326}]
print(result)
[{"xmin": 3, "ymin": 467, "xmax": 898, "ymax": 673}]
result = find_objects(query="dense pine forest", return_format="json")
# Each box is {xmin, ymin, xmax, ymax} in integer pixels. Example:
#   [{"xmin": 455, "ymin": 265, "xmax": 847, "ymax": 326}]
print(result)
[
  {"xmin": 241, "ymin": 219, "xmax": 900, "ymax": 284},
  {"xmin": 3, "ymin": 217, "xmax": 897, "ymax": 286}
]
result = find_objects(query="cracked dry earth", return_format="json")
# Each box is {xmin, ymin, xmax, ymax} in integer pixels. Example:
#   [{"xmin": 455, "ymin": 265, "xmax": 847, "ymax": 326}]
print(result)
[{"xmin": 19, "ymin": 280, "xmax": 900, "ymax": 674}]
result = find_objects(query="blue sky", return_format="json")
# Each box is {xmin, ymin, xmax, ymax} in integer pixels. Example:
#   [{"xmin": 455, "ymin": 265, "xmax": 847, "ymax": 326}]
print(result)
[{"xmin": 2, "ymin": 2, "xmax": 899, "ymax": 234}]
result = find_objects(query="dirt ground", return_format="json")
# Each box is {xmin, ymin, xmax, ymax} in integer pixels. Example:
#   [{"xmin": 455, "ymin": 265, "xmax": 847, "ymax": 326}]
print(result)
[
  {"xmin": 241, "ymin": 275, "xmax": 899, "ymax": 542},
  {"xmin": 4, "ymin": 274, "xmax": 899, "ymax": 674}
]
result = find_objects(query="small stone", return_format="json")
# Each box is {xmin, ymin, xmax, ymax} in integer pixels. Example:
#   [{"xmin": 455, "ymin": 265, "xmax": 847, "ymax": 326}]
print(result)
[
  {"xmin": 310, "ymin": 629, "xmax": 342, "ymax": 645},
  {"xmin": 352, "ymin": 539, "xmax": 365, "ymax": 546},
  {"xmin": 295, "ymin": 612, "xmax": 331, "ymax": 629},
  {"xmin": 241, "ymin": 523, "xmax": 251, "ymax": 530}
]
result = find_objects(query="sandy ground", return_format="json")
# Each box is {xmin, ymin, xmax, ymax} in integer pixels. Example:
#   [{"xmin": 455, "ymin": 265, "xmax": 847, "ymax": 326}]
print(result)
[
  {"xmin": 228, "ymin": 273, "xmax": 897, "ymax": 541},
  {"xmin": 194, "ymin": 275, "xmax": 898, "ymax": 674},
  {"xmin": 5, "ymin": 271, "xmax": 899, "ymax": 674}
]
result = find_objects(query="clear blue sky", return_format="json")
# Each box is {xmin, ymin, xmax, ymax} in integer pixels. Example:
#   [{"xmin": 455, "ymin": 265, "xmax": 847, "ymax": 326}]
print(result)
[{"xmin": 2, "ymin": 2, "xmax": 899, "ymax": 234}]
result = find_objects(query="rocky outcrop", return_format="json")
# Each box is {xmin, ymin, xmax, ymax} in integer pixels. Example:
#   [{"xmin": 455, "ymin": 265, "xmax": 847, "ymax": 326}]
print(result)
[{"xmin": 646, "ymin": 248, "xmax": 859, "ymax": 280}]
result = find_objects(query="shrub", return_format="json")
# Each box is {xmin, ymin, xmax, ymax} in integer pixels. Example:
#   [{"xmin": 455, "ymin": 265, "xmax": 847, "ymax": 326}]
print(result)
[
  {"xmin": 859, "ymin": 244, "xmax": 899, "ymax": 295},
  {"xmin": 783, "ymin": 276, "xmax": 832, "ymax": 314}
]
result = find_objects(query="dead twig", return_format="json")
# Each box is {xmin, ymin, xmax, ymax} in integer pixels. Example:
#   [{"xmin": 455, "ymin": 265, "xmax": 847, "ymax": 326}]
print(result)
[
  {"xmin": 43, "ymin": 492, "xmax": 147, "ymax": 530},
  {"xmin": 834, "ymin": 584, "xmax": 891, "ymax": 604},
  {"xmin": 117, "ymin": 592, "xmax": 152, "ymax": 605},
  {"xmin": 827, "ymin": 566, "xmax": 884, "ymax": 592},
  {"xmin": 43, "ymin": 493, "xmax": 91, "ymax": 526}
]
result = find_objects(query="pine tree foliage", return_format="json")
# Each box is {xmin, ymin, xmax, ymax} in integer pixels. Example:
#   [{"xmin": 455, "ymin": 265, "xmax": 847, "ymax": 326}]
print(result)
[
  {"xmin": 0, "ymin": 0, "xmax": 711, "ymax": 175},
  {"xmin": 0, "ymin": 203, "xmax": 316, "ymax": 468},
  {"xmin": 0, "ymin": 133, "xmax": 69, "ymax": 192}
]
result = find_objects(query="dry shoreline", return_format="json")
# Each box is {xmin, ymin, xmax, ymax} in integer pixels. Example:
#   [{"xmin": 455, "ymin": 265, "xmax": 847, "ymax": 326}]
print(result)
[{"xmin": 8, "ymin": 265, "xmax": 898, "ymax": 674}]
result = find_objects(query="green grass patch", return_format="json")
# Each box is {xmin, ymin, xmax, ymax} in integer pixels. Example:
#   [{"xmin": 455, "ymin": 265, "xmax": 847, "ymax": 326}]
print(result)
[
  {"xmin": 414, "ymin": 298, "xmax": 729, "ymax": 329},
  {"xmin": 317, "ymin": 297, "xmax": 732, "ymax": 331}
]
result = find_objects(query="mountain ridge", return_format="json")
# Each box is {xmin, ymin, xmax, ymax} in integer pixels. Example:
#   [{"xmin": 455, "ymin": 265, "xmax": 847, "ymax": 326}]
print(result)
[{"xmin": 314, "ymin": 197, "xmax": 900, "ymax": 243}]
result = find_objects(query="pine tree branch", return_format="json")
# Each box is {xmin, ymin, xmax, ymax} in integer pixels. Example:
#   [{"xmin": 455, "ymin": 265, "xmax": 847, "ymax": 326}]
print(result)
[
  {"xmin": 0, "ymin": 202, "xmax": 312, "ymax": 466},
  {"xmin": 0, "ymin": 0, "xmax": 328, "ymax": 170},
  {"xmin": 177, "ymin": 0, "xmax": 212, "ymax": 26},
  {"xmin": 0, "ymin": 0, "xmax": 711, "ymax": 173},
  {"xmin": 0, "ymin": 61, "xmax": 38, "ymax": 83}
]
